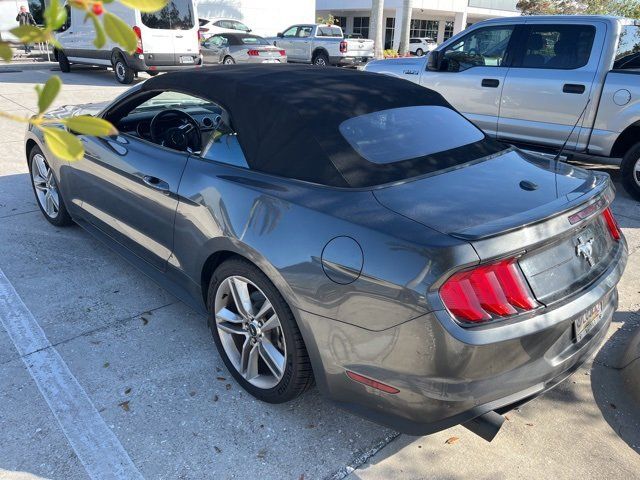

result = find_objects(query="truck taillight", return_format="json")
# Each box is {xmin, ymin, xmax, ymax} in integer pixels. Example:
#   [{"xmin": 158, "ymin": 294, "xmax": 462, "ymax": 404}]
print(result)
[
  {"xmin": 602, "ymin": 207, "xmax": 621, "ymax": 241},
  {"xmin": 440, "ymin": 258, "xmax": 539, "ymax": 323},
  {"xmin": 340, "ymin": 40, "xmax": 347, "ymax": 53},
  {"xmin": 247, "ymin": 49, "xmax": 260, "ymax": 56},
  {"xmin": 133, "ymin": 26, "xmax": 143, "ymax": 54}
]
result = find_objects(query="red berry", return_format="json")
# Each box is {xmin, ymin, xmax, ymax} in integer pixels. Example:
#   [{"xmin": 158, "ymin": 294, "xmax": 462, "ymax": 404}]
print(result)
[{"xmin": 92, "ymin": 2, "xmax": 103, "ymax": 15}]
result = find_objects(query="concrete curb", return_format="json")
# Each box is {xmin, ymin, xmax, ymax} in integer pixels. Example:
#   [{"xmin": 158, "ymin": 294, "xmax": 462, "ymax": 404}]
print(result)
[
  {"xmin": 621, "ymin": 327, "xmax": 640, "ymax": 404},
  {"xmin": 0, "ymin": 62, "xmax": 58, "ymax": 71}
]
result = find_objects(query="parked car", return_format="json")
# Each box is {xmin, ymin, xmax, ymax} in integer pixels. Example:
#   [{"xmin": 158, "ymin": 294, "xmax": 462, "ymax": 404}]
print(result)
[
  {"xmin": 270, "ymin": 24, "xmax": 374, "ymax": 66},
  {"xmin": 53, "ymin": 0, "xmax": 202, "ymax": 84},
  {"xmin": 202, "ymin": 33, "xmax": 286, "ymax": 64},
  {"xmin": 409, "ymin": 37, "xmax": 437, "ymax": 56},
  {"xmin": 199, "ymin": 17, "xmax": 252, "ymax": 36},
  {"xmin": 365, "ymin": 16, "xmax": 640, "ymax": 200},
  {"xmin": 25, "ymin": 65, "xmax": 627, "ymax": 440}
]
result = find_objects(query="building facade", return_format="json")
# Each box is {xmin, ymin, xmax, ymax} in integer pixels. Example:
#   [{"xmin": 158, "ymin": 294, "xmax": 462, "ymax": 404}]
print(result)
[{"xmin": 317, "ymin": 0, "xmax": 520, "ymax": 49}]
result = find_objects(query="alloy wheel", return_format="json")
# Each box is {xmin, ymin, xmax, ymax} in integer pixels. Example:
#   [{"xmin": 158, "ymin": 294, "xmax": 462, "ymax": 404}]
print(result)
[
  {"xmin": 31, "ymin": 153, "xmax": 59, "ymax": 219},
  {"xmin": 116, "ymin": 62, "xmax": 126, "ymax": 81},
  {"xmin": 214, "ymin": 275, "xmax": 287, "ymax": 389},
  {"xmin": 634, "ymin": 157, "xmax": 640, "ymax": 187}
]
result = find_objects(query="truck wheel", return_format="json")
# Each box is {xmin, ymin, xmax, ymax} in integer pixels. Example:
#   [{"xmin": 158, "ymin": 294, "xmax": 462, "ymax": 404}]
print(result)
[
  {"xmin": 57, "ymin": 50, "xmax": 71, "ymax": 73},
  {"xmin": 313, "ymin": 52, "xmax": 329, "ymax": 67},
  {"xmin": 621, "ymin": 142, "xmax": 640, "ymax": 201},
  {"xmin": 113, "ymin": 57, "xmax": 134, "ymax": 84}
]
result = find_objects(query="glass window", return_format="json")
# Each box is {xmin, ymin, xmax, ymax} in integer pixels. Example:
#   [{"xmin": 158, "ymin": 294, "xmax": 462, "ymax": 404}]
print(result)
[
  {"xmin": 520, "ymin": 25, "xmax": 595, "ymax": 69},
  {"xmin": 334, "ymin": 16, "xmax": 347, "ymax": 29},
  {"xmin": 317, "ymin": 26, "xmax": 342, "ymax": 37},
  {"xmin": 228, "ymin": 20, "xmax": 250, "ymax": 32},
  {"xmin": 339, "ymin": 106, "xmax": 484, "ymax": 165},
  {"xmin": 201, "ymin": 134, "xmax": 248, "ymax": 168},
  {"xmin": 282, "ymin": 26, "xmax": 298, "ymax": 38},
  {"xmin": 297, "ymin": 26, "xmax": 313, "ymax": 38},
  {"xmin": 353, "ymin": 17, "xmax": 370, "ymax": 39},
  {"xmin": 239, "ymin": 35, "xmax": 269, "ymax": 45},
  {"xmin": 27, "ymin": 0, "xmax": 44, "ymax": 25},
  {"xmin": 444, "ymin": 21, "xmax": 454, "ymax": 40},
  {"xmin": 385, "ymin": 17, "xmax": 395, "ymax": 49},
  {"xmin": 614, "ymin": 25, "xmax": 640, "ymax": 69},
  {"xmin": 410, "ymin": 20, "xmax": 439, "ymax": 39},
  {"xmin": 141, "ymin": 0, "xmax": 195, "ymax": 30},
  {"xmin": 442, "ymin": 26, "xmax": 514, "ymax": 72}
]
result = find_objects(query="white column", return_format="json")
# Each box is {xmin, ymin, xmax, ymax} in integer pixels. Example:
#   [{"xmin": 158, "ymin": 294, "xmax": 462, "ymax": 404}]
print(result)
[
  {"xmin": 436, "ymin": 19, "xmax": 446, "ymax": 44},
  {"xmin": 392, "ymin": 6, "xmax": 403, "ymax": 51},
  {"xmin": 453, "ymin": 11, "xmax": 468, "ymax": 35}
]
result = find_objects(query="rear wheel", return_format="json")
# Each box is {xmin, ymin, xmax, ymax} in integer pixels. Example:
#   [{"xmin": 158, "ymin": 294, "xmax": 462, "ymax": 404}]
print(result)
[
  {"xmin": 208, "ymin": 258, "xmax": 314, "ymax": 403},
  {"xmin": 113, "ymin": 57, "xmax": 134, "ymax": 84},
  {"xmin": 313, "ymin": 52, "xmax": 329, "ymax": 66},
  {"xmin": 223, "ymin": 56, "xmax": 235, "ymax": 65},
  {"xmin": 621, "ymin": 142, "xmax": 640, "ymax": 201},
  {"xmin": 28, "ymin": 146, "xmax": 73, "ymax": 227},
  {"xmin": 57, "ymin": 50, "xmax": 71, "ymax": 73},
  {"xmin": 416, "ymin": 48, "xmax": 424, "ymax": 56},
  {"xmin": 146, "ymin": 71, "xmax": 159, "ymax": 77}
]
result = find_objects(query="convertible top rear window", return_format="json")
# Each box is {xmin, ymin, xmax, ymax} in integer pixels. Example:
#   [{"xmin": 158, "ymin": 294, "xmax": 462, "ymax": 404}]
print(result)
[{"xmin": 340, "ymin": 106, "xmax": 485, "ymax": 165}]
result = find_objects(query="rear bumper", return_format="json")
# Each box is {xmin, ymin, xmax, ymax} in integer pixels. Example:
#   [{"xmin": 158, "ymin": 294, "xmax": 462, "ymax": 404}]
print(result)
[
  {"xmin": 296, "ymin": 241, "xmax": 627, "ymax": 435},
  {"xmin": 330, "ymin": 55, "xmax": 373, "ymax": 66},
  {"xmin": 127, "ymin": 52, "xmax": 203, "ymax": 72}
]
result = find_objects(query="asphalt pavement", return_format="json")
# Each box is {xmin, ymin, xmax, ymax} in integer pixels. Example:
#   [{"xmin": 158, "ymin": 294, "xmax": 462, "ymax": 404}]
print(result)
[{"xmin": 0, "ymin": 67, "xmax": 638, "ymax": 480}]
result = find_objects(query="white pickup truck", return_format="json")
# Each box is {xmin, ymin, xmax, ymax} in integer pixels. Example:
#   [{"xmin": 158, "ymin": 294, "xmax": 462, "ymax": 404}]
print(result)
[
  {"xmin": 270, "ymin": 24, "xmax": 374, "ymax": 67},
  {"xmin": 365, "ymin": 15, "xmax": 640, "ymax": 200}
]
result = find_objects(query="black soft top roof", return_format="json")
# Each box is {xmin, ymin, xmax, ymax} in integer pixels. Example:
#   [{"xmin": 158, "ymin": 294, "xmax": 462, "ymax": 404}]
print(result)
[{"xmin": 142, "ymin": 64, "xmax": 504, "ymax": 188}]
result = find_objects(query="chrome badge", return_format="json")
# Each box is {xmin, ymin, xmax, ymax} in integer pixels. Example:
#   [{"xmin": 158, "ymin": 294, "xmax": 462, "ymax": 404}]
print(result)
[{"xmin": 576, "ymin": 236, "xmax": 595, "ymax": 267}]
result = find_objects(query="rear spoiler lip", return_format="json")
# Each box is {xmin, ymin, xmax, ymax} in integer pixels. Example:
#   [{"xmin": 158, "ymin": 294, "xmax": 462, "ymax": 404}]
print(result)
[{"xmin": 450, "ymin": 172, "xmax": 614, "ymax": 242}]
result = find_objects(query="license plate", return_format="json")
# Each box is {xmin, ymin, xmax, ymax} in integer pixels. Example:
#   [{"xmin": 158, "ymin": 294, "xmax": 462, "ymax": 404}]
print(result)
[
  {"xmin": 180, "ymin": 56, "xmax": 194, "ymax": 64},
  {"xmin": 574, "ymin": 302, "xmax": 602, "ymax": 342}
]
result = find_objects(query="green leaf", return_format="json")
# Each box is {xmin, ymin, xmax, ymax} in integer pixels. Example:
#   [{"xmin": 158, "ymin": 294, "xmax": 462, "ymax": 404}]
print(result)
[
  {"xmin": 0, "ymin": 42, "xmax": 11, "ymax": 62},
  {"xmin": 10, "ymin": 24, "xmax": 49, "ymax": 43},
  {"xmin": 118, "ymin": 0, "xmax": 168, "ymax": 13},
  {"xmin": 103, "ymin": 11, "xmax": 137, "ymax": 53},
  {"xmin": 64, "ymin": 116, "xmax": 117, "ymax": 136},
  {"xmin": 88, "ymin": 12, "xmax": 106, "ymax": 48},
  {"xmin": 44, "ymin": 0, "xmax": 67, "ymax": 30},
  {"xmin": 35, "ymin": 75, "xmax": 62, "ymax": 115},
  {"xmin": 42, "ymin": 127, "xmax": 84, "ymax": 161}
]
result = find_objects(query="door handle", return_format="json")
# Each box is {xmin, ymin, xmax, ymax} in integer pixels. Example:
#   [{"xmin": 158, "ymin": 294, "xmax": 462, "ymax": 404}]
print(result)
[
  {"xmin": 481, "ymin": 78, "xmax": 500, "ymax": 88},
  {"xmin": 563, "ymin": 83, "xmax": 586, "ymax": 94},
  {"xmin": 143, "ymin": 175, "xmax": 170, "ymax": 195}
]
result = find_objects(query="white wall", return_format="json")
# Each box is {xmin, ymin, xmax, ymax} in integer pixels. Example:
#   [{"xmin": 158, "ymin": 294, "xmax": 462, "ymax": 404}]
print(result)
[
  {"xmin": 0, "ymin": 0, "xmax": 25, "ymax": 41},
  {"xmin": 196, "ymin": 0, "xmax": 315, "ymax": 37}
]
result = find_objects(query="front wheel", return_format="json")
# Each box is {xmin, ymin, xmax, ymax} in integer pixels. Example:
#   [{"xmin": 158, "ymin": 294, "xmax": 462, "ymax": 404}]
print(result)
[
  {"xmin": 621, "ymin": 142, "xmax": 640, "ymax": 201},
  {"xmin": 57, "ymin": 50, "xmax": 71, "ymax": 73},
  {"xmin": 208, "ymin": 258, "xmax": 314, "ymax": 403},
  {"xmin": 223, "ymin": 56, "xmax": 235, "ymax": 65},
  {"xmin": 113, "ymin": 57, "xmax": 134, "ymax": 84},
  {"xmin": 29, "ymin": 146, "xmax": 73, "ymax": 226}
]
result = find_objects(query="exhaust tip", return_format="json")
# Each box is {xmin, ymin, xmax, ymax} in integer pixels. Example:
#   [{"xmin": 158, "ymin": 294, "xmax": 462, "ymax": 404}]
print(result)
[{"xmin": 462, "ymin": 411, "xmax": 505, "ymax": 442}]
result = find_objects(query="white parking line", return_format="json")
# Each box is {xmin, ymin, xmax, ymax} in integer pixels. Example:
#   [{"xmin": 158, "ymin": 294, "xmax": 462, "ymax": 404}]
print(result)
[{"xmin": 0, "ymin": 268, "xmax": 143, "ymax": 480}]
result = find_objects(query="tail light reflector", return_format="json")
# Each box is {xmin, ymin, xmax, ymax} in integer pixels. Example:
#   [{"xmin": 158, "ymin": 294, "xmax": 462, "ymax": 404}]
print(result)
[
  {"xmin": 247, "ymin": 49, "xmax": 260, "ymax": 56},
  {"xmin": 440, "ymin": 258, "xmax": 538, "ymax": 323},
  {"xmin": 340, "ymin": 40, "xmax": 348, "ymax": 53},
  {"xmin": 602, "ymin": 207, "xmax": 621, "ymax": 241},
  {"xmin": 133, "ymin": 26, "xmax": 143, "ymax": 54},
  {"xmin": 278, "ymin": 49, "xmax": 286, "ymax": 56},
  {"xmin": 346, "ymin": 370, "xmax": 400, "ymax": 394}
]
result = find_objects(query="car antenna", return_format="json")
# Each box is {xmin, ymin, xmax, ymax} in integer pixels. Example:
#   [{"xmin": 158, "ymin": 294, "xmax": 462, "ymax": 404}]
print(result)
[{"xmin": 553, "ymin": 98, "xmax": 591, "ymax": 163}]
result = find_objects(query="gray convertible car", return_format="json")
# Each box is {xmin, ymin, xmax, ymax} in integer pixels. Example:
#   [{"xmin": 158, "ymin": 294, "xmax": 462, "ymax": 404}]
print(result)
[
  {"xmin": 201, "ymin": 33, "xmax": 287, "ymax": 65},
  {"xmin": 25, "ymin": 65, "xmax": 627, "ymax": 440}
]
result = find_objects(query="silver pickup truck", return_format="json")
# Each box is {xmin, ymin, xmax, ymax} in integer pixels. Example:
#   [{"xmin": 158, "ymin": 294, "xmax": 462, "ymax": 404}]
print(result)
[
  {"xmin": 271, "ymin": 24, "xmax": 374, "ymax": 66},
  {"xmin": 365, "ymin": 15, "xmax": 640, "ymax": 200}
]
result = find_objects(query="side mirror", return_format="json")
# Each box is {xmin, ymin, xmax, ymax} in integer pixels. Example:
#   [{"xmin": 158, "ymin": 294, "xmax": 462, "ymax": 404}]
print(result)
[
  {"xmin": 247, "ymin": 28, "xmax": 252, "ymax": 33},
  {"xmin": 277, "ymin": 32, "xmax": 283, "ymax": 38},
  {"xmin": 427, "ymin": 50, "xmax": 442, "ymax": 71}
]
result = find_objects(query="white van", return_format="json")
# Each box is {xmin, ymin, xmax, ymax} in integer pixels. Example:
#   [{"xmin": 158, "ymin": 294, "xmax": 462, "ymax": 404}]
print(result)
[{"xmin": 55, "ymin": 0, "xmax": 202, "ymax": 84}]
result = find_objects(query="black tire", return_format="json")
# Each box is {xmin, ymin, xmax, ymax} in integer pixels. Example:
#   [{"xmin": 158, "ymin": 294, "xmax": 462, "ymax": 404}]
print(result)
[
  {"xmin": 223, "ymin": 56, "xmax": 235, "ymax": 65},
  {"xmin": 313, "ymin": 51, "xmax": 329, "ymax": 66},
  {"xmin": 28, "ymin": 145, "xmax": 73, "ymax": 227},
  {"xmin": 57, "ymin": 50, "xmax": 71, "ymax": 73},
  {"xmin": 416, "ymin": 48, "xmax": 424, "ymax": 56},
  {"xmin": 146, "ymin": 71, "xmax": 159, "ymax": 76},
  {"xmin": 207, "ymin": 257, "xmax": 314, "ymax": 403},
  {"xmin": 113, "ymin": 56, "xmax": 134, "ymax": 84},
  {"xmin": 621, "ymin": 142, "xmax": 640, "ymax": 201}
]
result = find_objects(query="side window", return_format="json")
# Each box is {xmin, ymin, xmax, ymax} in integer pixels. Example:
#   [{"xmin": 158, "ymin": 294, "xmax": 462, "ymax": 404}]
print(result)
[
  {"xmin": 442, "ymin": 26, "xmax": 514, "ymax": 72},
  {"xmin": 201, "ymin": 133, "xmax": 249, "ymax": 169},
  {"xmin": 520, "ymin": 24, "xmax": 595, "ymax": 69},
  {"xmin": 297, "ymin": 26, "xmax": 313, "ymax": 38},
  {"xmin": 613, "ymin": 25, "xmax": 640, "ymax": 69},
  {"xmin": 282, "ymin": 26, "xmax": 298, "ymax": 38}
]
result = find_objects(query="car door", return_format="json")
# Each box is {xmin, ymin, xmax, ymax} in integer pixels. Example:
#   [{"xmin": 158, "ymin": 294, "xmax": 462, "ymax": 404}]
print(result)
[
  {"xmin": 498, "ymin": 21, "xmax": 603, "ymax": 150},
  {"xmin": 69, "ymin": 133, "xmax": 188, "ymax": 272},
  {"xmin": 201, "ymin": 35, "xmax": 225, "ymax": 63},
  {"xmin": 294, "ymin": 25, "xmax": 314, "ymax": 61},
  {"xmin": 420, "ymin": 25, "xmax": 516, "ymax": 137},
  {"xmin": 275, "ymin": 26, "xmax": 299, "ymax": 60}
]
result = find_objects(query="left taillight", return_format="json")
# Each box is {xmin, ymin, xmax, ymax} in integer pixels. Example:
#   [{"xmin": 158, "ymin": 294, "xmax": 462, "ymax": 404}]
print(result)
[
  {"xmin": 440, "ymin": 258, "xmax": 539, "ymax": 324},
  {"xmin": 278, "ymin": 49, "xmax": 286, "ymax": 56},
  {"xmin": 133, "ymin": 26, "xmax": 143, "ymax": 54},
  {"xmin": 340, "ymin": 40, "xmax": 347, "ymax": 53},
  {"xmin": 602, "ymin": 207, "xmax": 621, "ymax": 241},
  {"xmin": 247, "ymin": 49, "xmax": 260, "ymax": 56}
]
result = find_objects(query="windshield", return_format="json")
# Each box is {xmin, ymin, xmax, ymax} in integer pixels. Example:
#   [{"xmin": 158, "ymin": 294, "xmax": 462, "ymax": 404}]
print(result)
[
  {"xmin": 614, "ymin": 25, "xmax": 640, "ymax": 69},
  {"xmin": 339, "ymin": 106, "xmax": 485, "ymax": 165},
  {"xmin": 131, "ymin": 92, "xmax": 209, "ymax": 112},
  {"xmin": 141, "ymin": 0, "xmax": 195, "ymax": 30}
]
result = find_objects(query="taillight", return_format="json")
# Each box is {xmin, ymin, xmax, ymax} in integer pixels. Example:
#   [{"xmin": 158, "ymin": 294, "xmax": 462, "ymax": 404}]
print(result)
[
  {"xmin": 602, "ymin": 207, "xmax": 621, "ymax": 241},
  {"xmin": 278, "ymin": 49, "xmax": 286, "ymax": 56},
  {"xmin": 340, "ymin": 40, "xmax": 347, "ymax": 53},
  {"xmin": 133, "ymin": 26, "xmax": 143, "ymax": 54},
  {"xmin": 346, "ymin": 370, "xmax": 400, "ymax": 394},
  {"xmin": 247, "ymin": 49, "xmax": 260, "ymax": 56},
  {"xmin": 440, "ymin": 258, "xmax": 538, "ymax": 323}
]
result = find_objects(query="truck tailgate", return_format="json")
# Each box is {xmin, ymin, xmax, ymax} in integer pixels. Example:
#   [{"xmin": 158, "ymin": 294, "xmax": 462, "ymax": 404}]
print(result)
[{"xmin": 345, "ymin": 38, "xmax": 374, "ymax": 57}]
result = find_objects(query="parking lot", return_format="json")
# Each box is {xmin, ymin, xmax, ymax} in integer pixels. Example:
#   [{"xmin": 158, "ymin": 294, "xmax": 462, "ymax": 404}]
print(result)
[{"xmin": 0, "ymin": 66, "xmax": 639, "ymax": 480}]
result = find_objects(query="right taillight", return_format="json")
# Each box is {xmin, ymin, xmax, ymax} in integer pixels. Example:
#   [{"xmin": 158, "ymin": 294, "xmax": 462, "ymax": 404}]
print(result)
[
  {"xmin": 133, "ymin": 26, "xmax": 143, "ymax": 54},
  {"xmin": 440, "ymin": 258, "xmax": 539, "ymax": 324},
  {"xmin": 602, "ymin": 207, "xmax": 621, "ymax": 241},
  {"xmin": 340, "ymin": 40, "xmax": 347, "ymax": 53}
]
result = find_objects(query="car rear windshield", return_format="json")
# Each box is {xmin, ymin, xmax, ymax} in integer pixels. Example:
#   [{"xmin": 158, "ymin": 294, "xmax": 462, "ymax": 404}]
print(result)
[
  {"xmin": 240, "ymin": 36, "xmax": 270, "ymax": 45},
  {"xmin": 142, "ymin": 0, "xmax": 194, "ymax": 30},
  {"xmin": 339, "ymin": 106, "xmax": 485, "ymax": 165},
  {"xmin": 614, "ymin": 25, "xmax": 640, "ymax": 69}
]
